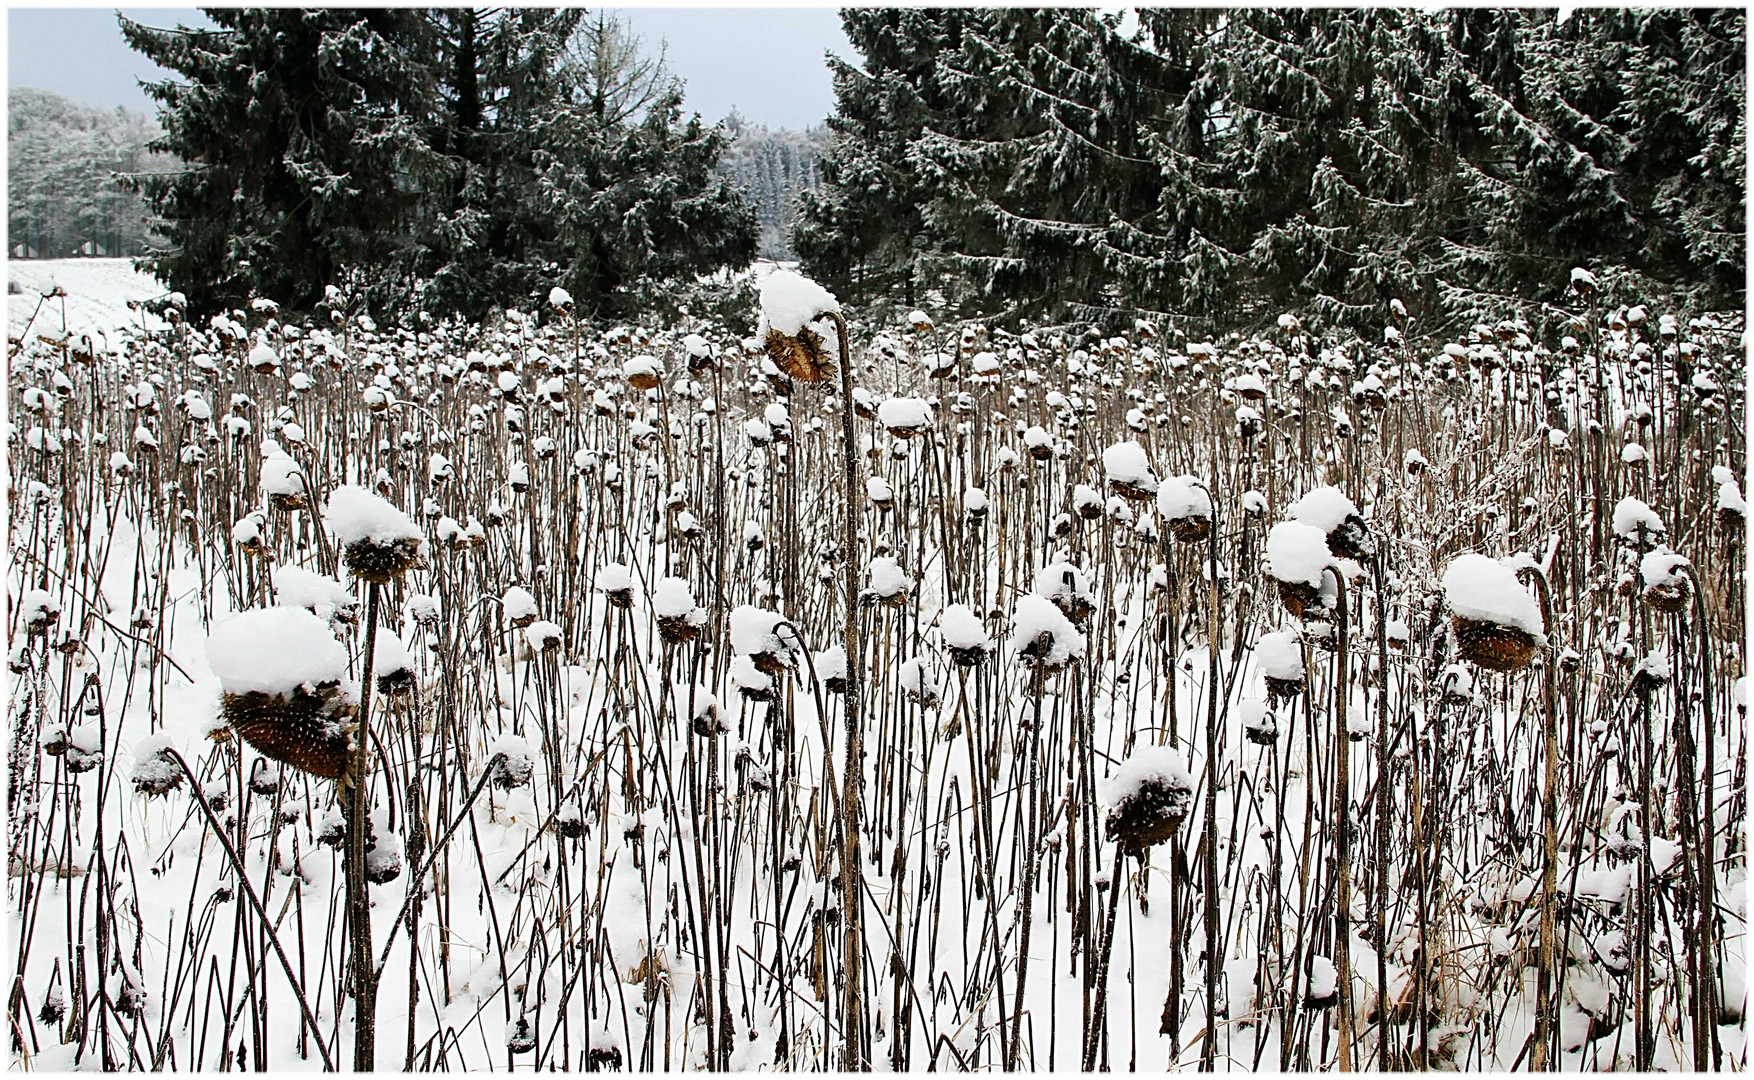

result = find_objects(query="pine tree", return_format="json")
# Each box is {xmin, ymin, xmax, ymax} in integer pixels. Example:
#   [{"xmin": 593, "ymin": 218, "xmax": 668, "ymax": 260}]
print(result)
[
  {"xmin": 1447, "ymin": 8, "xmax": 1744, "ymax": 311},
  {"xmin": 121, "ymin": 9, "xmax": 441, "ymax": 316},
  {"xmin": 122, "ymin": 8, "xmax": 755, "ymax": 319},
  {"xmin": 785, "ymin": 7, "xmax": 1746, "ymax": 326},
  {"xmin": 794, "ymin": 9, "xmax": 981, "ymax": 306}
]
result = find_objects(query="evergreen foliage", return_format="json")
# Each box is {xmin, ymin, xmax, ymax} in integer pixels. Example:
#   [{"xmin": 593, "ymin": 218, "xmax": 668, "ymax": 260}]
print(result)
[
  {"xmin": 794, "ymin": 10, "xmax": 981, "ymax": 306},
  {"xmin": 120, "ymin": 10, "xmax": 439, "ymax": 317},
  {"xmin": 906, "ymin": 10, "xmax": 1187, "ymax": 323},
  {"xmin": 797, "ymin": 8, "xmax": 1745, "ymax": 330},
  {"xmin": 1445, "ymin": 9, "xmax": 1747, "ymax": 312},
  {"xmin": 119, "ymin": 8, "xmax": 756, "ymax": 320}
]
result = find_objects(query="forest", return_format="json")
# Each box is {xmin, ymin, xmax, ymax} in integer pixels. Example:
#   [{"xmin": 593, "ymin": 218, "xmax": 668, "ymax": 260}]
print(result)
[
  {"xmin": 717, "ymin": 116, "xmax": 831, "ymax": 261},
  {"xmin": 7, "ymin": 88, "xmax": 167, "ymax": 261},
  {"xmin": 796, "ymin": 8, "xmax": 1744, "ymax": 332},
  {"xmin": 6, "ymin": 84, "xmax": 829, "ymax": 270}
]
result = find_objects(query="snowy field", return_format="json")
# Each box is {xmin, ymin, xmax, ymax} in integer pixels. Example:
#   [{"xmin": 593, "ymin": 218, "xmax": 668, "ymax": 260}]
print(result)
[
  {"xmin": 8, "ymin": 258, "xmax": 170, "ymax": 344},
  {"xmin": 6, "ymin": 266, "xmax": 1746, "ymax": 1073}
]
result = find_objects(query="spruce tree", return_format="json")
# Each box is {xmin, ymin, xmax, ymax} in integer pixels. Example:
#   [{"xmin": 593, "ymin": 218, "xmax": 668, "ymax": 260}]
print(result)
[
  {"xmin": 909, "ymin": 9, "xmax": 1184, "ymax": 324},
  {"xmin": 121, "ymin": 9, "xmax": 440, "ymax": 316},
  {"xmin": 414, "ymin": 8, "xmax": 584, "ymax": 315},
  {"xmin": 799, "ymin": 9, "xmax": 1220, "ymax": 325},
  {"xmin": 123, "ymin": 8, "xmax": 755, "ymax": 320},
  {"xmin": 1205, "ymin": 10, "xmax": 1465, "ymax": 326},
  {"xmin": 793, "ymin": 9, "xmax": 980, "ymax": 307},
  {"xmin": 529, "ymin": 61, "xmax": 756, "ymax": 318},
  {"xmin": 801, "ymin": 7, "xmax": 1743, "ymax": 329},
  {"xmin": 1448, "ymin": 8, "xmax": 1744, "ymax": 310}
]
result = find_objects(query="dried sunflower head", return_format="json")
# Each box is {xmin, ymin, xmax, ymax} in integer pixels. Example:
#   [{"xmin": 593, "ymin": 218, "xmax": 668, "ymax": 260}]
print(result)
[{"xmin": 764, "ymin": 323, "xmax": 835, "ymax": 384}]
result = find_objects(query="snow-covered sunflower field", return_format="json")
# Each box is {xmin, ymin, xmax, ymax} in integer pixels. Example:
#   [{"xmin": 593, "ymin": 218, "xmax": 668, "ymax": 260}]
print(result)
[{"xmin": 6, "ymin": 263, "xmax": 1746, "ymax": 1071}]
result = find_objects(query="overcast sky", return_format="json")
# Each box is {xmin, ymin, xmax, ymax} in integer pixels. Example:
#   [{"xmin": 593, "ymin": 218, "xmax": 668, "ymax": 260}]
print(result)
[{"xmin": 7, "ymin": 7, "xmax": 849, "ymax": 130}]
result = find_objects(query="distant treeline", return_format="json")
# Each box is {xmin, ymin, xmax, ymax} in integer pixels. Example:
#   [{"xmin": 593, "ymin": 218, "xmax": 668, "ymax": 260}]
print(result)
[
  {"xmin": 8, "ymin": 88, "xmax": 169, "ymax": 260},
  {"xmin": 716, "ymin": 112, "xmax": 830, "ymax": 261}
]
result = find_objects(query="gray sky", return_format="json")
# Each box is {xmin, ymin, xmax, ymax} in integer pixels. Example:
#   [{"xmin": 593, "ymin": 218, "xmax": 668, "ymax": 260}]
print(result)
[{"xmin": 7, "ymin": 7, "xmax": 849, "ymax": 130}]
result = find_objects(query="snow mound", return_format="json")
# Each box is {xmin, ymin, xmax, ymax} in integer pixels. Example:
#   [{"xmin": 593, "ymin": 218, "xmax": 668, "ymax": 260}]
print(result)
[
  {"xmin": 373, "ymin": 633, "xmax": 415, "ymax": 677},
  {"xmin": 1286, "ymin": 486, "xmax": 1359, "ymax": 533},
  {"xmin": 1033, "ymin": 561, "xmax": 1093, "ymax": 608},
  {"xmin": 1719, "ymin": 481, "xmax": 1746, "ymax": 515},
  {"xmin": 898, "ymin": 656, "xmax": 938, "ymax": 702},
  {"xmin": 938, "ymin": 604, "xmax": 993, "ymax": 651},
  {"xmin": 1611, "ymin": 497, "xmax": 1666, "ymax": 539},
  {"xmin": 259, "ymin": 454, "xmax": 305, "ymax": 498},
  {"xmin": 501, "ymin": 586, "xmax": 539, "ymax": 624},
  {"xmin": 865, "ymin": 557, "xmax": 914, "ymax": 600},
  {"xmin": 1155, "ymin": 474, "xmax": 1211, "ymax": 521},
  {"xmin": 1264, "ymin": 521, "xmax": 1332, "ymax": 589},
  {"xmin": 525, "ymin": 621, "xmax": 563, "ymax": 652},
  {"xmin": 729, "ymin": 606, "xmax": 795, "ymax": 660},
  {"xmin": 730, "ymin": 655, "xmax": 774, "ymax": 695},
  {"xmin": 273, "ymin": 565, "xmax": 357, "ymax": 619},
  {"xmin": 1440, "ymin": 553, "xmax": 1544, "ymax": 637},
  {"xmin": 812, "ymin": 645, "xmax": 847, "ymax": 682},
  {"xmin": 487, "ymin": 734, "xmax": 536, "ymax": 788},
  {"xmin": 651, "ymin": 577, "xmax": 699, "ymax": 619},
  {"xmin": 206, "ymin": 607, "xmax": 353, "ymax": 698},
  {"xmin": 758, "ymin": 269, "xmax": 839, "ymax": 337},
  {"xmin": 406, "ymin": 593, "xmax": 440, "ymax": 624},
  {"xmin": 596, "ymin": 563, "xmax": 634, "ymax": 594},
  {"xmin": 623, "ymin": 355, "xmax": 661, "ymax": 381},
  {"xmin": 19, "ymin": 590, "xmax": 60, "ymax": 627},
  {"xmin": 1255, "ymin": 631, "xmax": 1304, "ymax": 682},
  {"xmin": 130, "ymin": 733, "xmax": 183, "ymax": 794},
  {"xmin": 1101, "ymin": 744, "xmax": 1193, "ymax": 811},
  {"xmin": 1102, "ymin": 440, "xmax": 1157, "ymax": 491},
  {"xmin": 323, "ymin": 485, "xmax": 421, "ymax": 546},
  {"xmin": 878, "ymin": 396, "xmax": 932, "ymax": 432},
  {"xmin": 1009, "ymin": 594, "xmax": 1085, "ymax": 667},
  {"xmin": 1639, "ymin": 549, "xmax": 1690, "ymax": 589},
  {"xmin": 1635, "ymin": 648, "xmax": 1671, "ymax": 684}
]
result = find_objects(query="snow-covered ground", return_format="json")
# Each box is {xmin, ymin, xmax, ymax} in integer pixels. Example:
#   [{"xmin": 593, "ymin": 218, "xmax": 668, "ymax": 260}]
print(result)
[{"xmin": 8, "ymin": 257, "xmax": 169, "ymax": 343}]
